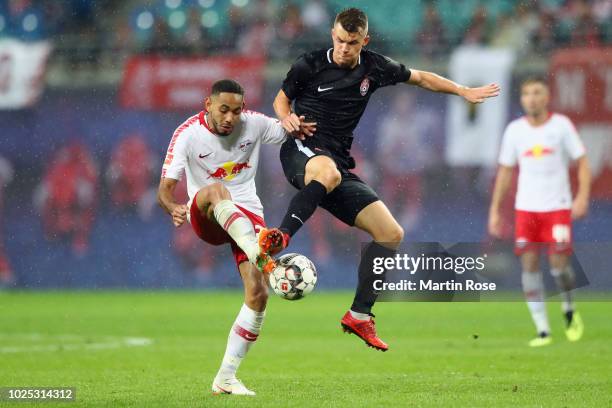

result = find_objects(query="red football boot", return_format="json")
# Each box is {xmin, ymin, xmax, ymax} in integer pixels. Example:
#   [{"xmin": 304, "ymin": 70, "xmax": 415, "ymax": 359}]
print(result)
[
  {"xmin": 340, "ymin": 311, "xmax": 389, "ymax": 351},
  {"xmin": 258, "ymin": 227, "xmax": 290, "ymax": 256},
  {"xmin": 255, "ymin": 253, "xmax": 276, "ymax": 275}
]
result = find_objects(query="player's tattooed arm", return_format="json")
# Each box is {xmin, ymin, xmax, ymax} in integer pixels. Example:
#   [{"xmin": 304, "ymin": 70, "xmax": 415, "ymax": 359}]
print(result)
[
  {"xmin": 572, "ymin": 155, "xmax": 591, "ymax": 219},
  {"xmin": 407, "ymin": 70, "xmax": 500, "ymax": 104},
  {"xmin": 273, "ymin": 90, "xmax": 316, "ymax": 140},
  {"xmin": 488, "ymin": 165, "xmax": 514, "ymax": 238},
  {"xmin": 157, "ymin": 177, "xmax": 188, "ymax": 227}
]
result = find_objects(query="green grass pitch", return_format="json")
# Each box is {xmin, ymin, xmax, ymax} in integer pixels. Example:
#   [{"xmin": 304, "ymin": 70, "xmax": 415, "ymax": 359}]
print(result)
[{"xmin": 0, "ymin": 291, "xmax": 611, "ymax": 407}]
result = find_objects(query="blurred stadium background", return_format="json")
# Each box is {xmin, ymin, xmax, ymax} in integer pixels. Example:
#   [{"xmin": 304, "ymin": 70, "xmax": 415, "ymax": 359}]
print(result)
[{"xmin": 0, "ymin": 0, "xmax": 611, "ymax": 289}]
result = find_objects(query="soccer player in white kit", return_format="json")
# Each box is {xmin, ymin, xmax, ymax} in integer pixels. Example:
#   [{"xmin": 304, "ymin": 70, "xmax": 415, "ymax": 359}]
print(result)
[
  {"xmin": 489, "ymin": 77, "xmax": 591, "ymax": 347},
  {"xmin": 157, "ymin": 79, "xmax": 304, "ymax": 395}
]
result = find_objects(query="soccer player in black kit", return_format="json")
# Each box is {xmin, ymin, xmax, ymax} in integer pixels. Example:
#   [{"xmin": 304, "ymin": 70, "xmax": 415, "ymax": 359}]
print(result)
[{"xmin": 262, "ymin": 8, "xmax": 500, "ymax": 351}]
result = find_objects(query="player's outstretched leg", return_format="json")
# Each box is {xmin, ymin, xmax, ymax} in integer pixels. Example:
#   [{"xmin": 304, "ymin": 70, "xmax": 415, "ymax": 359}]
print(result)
[
  {"xmin": 550, "ymin": 254, "xmax": 583, "ymax": 342},
  {"xmin": 521, "ymin": 252, "xmax": 552, "ymax": 347},
  {"xmin": 212, "ymin": 262, "xmax": 267, "ymax": 396},
  {"xmin": 274, "ymin": 155, "xmax": 341, "ymax": 254},
  {"xmin": 195, "ymin": 183, "xmax": 276, "ymax": 273},
  {"xmin": 341, "ymin": 201, "xmax": 404, "ymax": 352}
]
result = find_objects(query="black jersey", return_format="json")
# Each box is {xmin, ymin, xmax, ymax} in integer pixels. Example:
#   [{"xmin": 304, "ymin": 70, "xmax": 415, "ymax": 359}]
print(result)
[{"xmin": 281, "ymin": 48, "xmax": 411, "ymax": 168}]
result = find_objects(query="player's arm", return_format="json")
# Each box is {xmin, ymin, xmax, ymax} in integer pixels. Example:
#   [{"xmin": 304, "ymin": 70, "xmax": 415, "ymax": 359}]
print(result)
[
  {"xmin": 488, "ymin": 165, "xmax": 514, "ymax": 237},
  {"xmin": 157, "ymin": 177, "xmax": 188, "ymax": 227},
  {"xmin": 259, "ymin": 114, "xmax": 289, "ymax": 145},
  {"xmin": 273, "ymin": 90, "xmax": 316, "ymax": 140},
  {"xmin": 564, "ymin": 118, "xmax": 590, "ymax": 220},
  {"xmin": 275, "ymin": 55, "xmax": 316, "ymax": 139},
  {"xmin": 407, "ymin": 70, "xmax": 500, "ymax": 104},
  {"xmin": 273, "ymin": 90, "xmax": 301, "ymax": 135},
  {"xmin": 572, "ymin": 155, "xmax": 591, "ymax": 219}
]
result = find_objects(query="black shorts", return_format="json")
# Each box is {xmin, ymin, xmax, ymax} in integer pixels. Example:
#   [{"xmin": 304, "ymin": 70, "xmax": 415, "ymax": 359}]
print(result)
[{"xmin": 280, "ymin": 138, "xmax": 379, "ymax": 226}]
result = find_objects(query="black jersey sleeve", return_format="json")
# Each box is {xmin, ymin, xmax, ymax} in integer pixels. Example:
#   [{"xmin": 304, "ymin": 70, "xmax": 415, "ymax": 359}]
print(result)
[
  {"xmin": 281, "ymin": 55, "xmax": 313, "ymax": 100},
  {"xmin": 373, "ymin": 54, "xmax": 411, "ymax": 88}
]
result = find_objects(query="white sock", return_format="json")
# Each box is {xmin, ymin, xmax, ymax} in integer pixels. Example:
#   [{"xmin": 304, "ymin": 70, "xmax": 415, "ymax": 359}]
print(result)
[
  {"xmin": 216, "ymin": 304, "xmax": 265, "ymax": 381},
  {"xmin": 550, "ymin": 267, "xmax": 575, "ymax": 313},
  {"xmin": 522, "ymin": 271, "xmax": 550, "ymax": 335},
  {"xmin": 349, "ymin": 310, "xmax": 370, "ymax": 321},
  {"xmin": 213, "ymin": 200, "xmax": 259, "ymax": 263}
]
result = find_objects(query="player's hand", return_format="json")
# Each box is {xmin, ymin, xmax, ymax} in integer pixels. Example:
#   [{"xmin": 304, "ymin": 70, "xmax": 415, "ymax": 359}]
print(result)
[
  {"xmin": 461, "ymin": 83, "xmax": 500, "ymax": 104},
  {"xmin": 171, "ymin": 204, "xmax": 188, "ymax": 227},
  {"xmin": 298, "ymin": 116, "xmax": 317, "ymax": 139},
  {"xmin": 488, "ymin": 209, "xmax": 502, "ymax": 238},
  {"xmin": 571, "ymin": 196, "xmax": 589, "ymax": 219},
  {"xmin": 281, "ymin": 113, "xmax": 316, "ymax": 140},
  {"xmin": 280, "ymin": 113, "xmax": 303, "ymax": 136}
]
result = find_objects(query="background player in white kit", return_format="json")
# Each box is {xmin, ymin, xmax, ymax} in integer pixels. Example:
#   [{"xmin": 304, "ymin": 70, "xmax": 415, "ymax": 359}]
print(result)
[
  {"xmin": 489, "ymin": 77, "xmax": 591, "ymax": 347},
  {"xmin": 157, "ymin": 79, "xmax": 298, "ymax": 395}
]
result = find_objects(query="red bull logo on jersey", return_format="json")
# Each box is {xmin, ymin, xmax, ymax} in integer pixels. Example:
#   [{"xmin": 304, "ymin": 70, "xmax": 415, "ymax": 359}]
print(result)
[
  {"xmin": 207, "ymin": 161, "xmax": 251, "ymax": 181},
  {"xmin": 360, "ymin": 78, "xmax": 370, "ymax": 96},
  {"xmin": 523, "ymin": 144, "xmax": 554, "ymax": 158}
]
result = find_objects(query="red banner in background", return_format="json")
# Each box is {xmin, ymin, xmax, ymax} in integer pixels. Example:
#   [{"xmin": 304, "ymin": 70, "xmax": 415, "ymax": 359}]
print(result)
[
  {"xmin": 549, "ymin": 48, "xmax": 612, "ymax": 200},
  {"xmin": 549, "ymin": 48, "xmax": 612, "ymax": 124},
  {"xmin": 120, "ymin": 56, "xmax": 266, "ymax": 110}
]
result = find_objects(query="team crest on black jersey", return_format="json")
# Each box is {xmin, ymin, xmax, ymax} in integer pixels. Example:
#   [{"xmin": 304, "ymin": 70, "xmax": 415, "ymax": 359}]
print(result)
[{"xmin": 360, "ymin": 78, "xmax": 370, "ymax": 96}]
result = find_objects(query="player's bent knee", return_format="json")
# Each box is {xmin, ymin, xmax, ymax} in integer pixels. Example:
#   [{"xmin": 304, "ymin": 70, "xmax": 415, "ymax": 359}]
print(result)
[
  {"xmin": 372, "ymin": 224, "xmax": 404, "ymax": 246},
  {"xmin": 314, "ymin": 166, "xmax": 341, "ymax": 191},
  {"xmin": 326, "ymin": 167, "xmax": 342, "ymax": 188},
  {"xmin": 305, "ymin": 156, "xmax": 341, "ymax": 192},
  {"xmin": 208, "ymin": 182, "xmax": 231, "ymax": 200},
  {"xmin": 387, "ymin": 224, "xmax": 404, "ymax": 244},
  {"xmin": 197, "ymin": 183, "xmax": 231, "ymax": 205}
]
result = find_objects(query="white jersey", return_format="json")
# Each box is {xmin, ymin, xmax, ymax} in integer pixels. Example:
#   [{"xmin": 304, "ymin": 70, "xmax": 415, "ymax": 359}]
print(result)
[
  {"xmin": 498, "ymin": 113, "xmax": 585, "ymax": 212},
  {"xmin": 161, "ymin": 110, "xmax": 286, "ymax": 217}
]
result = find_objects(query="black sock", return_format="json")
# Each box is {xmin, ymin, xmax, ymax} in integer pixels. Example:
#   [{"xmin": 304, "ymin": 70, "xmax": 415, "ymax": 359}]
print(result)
[
  {"xmin": 280, "ymin": 180, "xmax": 327, "ymax": 237},
  {"xmin": 564, "ymin": 310, "xmax": 574, "ymax": 327},
  {"xmin": 351, "ymin": 241, "xmax": 397, "ymax": 314}
]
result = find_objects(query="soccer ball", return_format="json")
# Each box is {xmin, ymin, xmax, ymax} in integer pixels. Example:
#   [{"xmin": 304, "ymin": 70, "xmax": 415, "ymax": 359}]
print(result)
[{"xmin": 269, "ymin": 253, "xmax": 317, "ymax": 300}]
